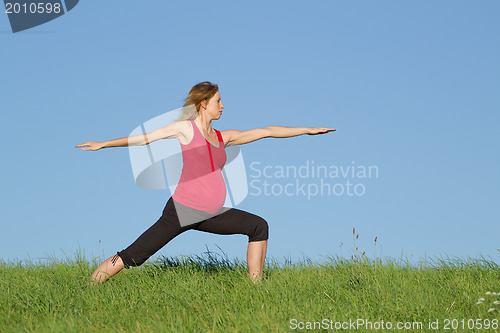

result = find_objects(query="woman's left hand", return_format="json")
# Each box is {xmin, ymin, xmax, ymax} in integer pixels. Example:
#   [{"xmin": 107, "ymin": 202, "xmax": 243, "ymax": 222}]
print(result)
[{"xmin": 307, "ymin": 127, "xmax": 336, "ymax": 135}]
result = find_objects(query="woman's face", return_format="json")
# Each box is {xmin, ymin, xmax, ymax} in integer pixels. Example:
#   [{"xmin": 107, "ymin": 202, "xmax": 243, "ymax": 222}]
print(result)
[{"xmin": 204, "ymin": 91, "xmax": 224, "ymax": 119}]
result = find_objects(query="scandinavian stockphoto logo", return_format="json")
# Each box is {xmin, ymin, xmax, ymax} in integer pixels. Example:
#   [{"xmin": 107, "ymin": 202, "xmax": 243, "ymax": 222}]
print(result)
[
  {"xmin": 128, "ymin": 106, "xmax": 249, "ymax": 227},
  {"xmin": 3, "ymin": 0, "xmax": 79, "ymax": 33},
  {"xmin": 248, "ymin": 160, "xmax": 379, "ymax": 199}
]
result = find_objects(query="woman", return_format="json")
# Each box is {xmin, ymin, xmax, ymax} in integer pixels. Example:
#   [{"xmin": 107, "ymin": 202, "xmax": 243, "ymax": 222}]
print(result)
[{"xmin": 75, "ymin": 81, "xmax": 335, "ymax": 284}]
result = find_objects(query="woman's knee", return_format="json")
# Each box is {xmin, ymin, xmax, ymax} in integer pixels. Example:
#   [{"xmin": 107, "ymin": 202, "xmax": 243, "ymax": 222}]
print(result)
[{"xmin": 248, "ymin": 216, "xmax": 269, "ymax": 242}]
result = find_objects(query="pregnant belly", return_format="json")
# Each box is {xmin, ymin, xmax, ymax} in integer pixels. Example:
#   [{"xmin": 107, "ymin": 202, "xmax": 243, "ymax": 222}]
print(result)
[{"xmin": 172, "ymin": 170, "xmax": 226, "ymax": 214}]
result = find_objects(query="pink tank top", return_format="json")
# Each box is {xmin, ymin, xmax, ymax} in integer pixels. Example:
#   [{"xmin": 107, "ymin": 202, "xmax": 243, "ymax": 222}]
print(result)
[{"xmin": 172, "ymin": 120, "xmax": 227, "ymax": 213}]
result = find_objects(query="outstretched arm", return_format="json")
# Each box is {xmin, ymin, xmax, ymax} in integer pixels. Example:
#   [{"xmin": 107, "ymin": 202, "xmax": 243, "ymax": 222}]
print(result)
[
  {"xmin": 75, "ymin": 121, "xmax": 187, "ymax": 151},
  {"xmin": 222, "ymin": 126, "xmax": 335, "ymax": 147}
]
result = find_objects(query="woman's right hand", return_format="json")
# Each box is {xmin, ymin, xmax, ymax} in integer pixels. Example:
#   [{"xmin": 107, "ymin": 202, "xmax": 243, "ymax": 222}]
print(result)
[{"xmin": 75, "ymin": 141, "xmax": 106, "ymax": 151}]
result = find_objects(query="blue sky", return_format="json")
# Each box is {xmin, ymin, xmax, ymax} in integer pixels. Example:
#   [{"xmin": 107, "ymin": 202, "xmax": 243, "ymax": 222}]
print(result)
[{"xmin": 1, "ymin": 1, "xmax": 499, "ymax": 266}]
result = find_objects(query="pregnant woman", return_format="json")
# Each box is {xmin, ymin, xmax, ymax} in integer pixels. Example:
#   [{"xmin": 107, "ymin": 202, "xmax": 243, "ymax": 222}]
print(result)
[{"xmin": 75, "ymin": 81, "xmax": 335, "ymax": 284}]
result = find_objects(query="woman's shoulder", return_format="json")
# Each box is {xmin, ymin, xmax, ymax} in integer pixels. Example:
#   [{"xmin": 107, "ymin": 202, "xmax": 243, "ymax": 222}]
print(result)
[
  {"xmin": 169, "ymin": 119, "xmax": 193, "ymax": 144},
  {"xmin": 173, "ymin": 119, "xmax": 192, "ymax": 131}
]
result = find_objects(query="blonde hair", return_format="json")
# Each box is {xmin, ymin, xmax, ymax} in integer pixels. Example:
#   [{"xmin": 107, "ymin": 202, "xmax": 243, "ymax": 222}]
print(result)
[{"xmin": 177, "ymin": 81, "xmax": 219, "ymax": 120}]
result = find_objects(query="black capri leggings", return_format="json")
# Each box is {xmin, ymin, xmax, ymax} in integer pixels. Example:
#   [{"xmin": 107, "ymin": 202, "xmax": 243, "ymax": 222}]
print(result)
[{"xmin": 115, "ymin": 197, "xmax": 269, "ymax": 268}]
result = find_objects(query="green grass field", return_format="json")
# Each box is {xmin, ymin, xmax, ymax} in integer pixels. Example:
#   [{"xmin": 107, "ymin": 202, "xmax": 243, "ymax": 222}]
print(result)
[{"xmin": 1, "ymin": 249, "xmax": 499, "ymax": 332}]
